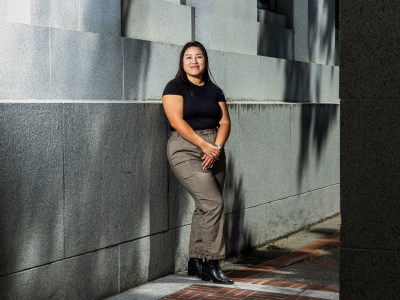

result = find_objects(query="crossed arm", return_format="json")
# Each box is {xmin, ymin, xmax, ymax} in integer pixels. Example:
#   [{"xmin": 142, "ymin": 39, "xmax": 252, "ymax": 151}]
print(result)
[{"xmin": 162, "ymin": 94, "xmax": 231, "ymax": 169}]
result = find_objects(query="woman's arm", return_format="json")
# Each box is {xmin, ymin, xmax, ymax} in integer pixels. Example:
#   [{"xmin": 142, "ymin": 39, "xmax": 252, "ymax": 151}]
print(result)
[
  {"xmin": 162, "ymin": 94, "xmax": 221, "ymax": 163},
  {"xmin": 200, "ymin": 101, "xmax": 231, "ymax": 169},
  {"xmin": 215, "ymin": 101, "xmax": 231, "ymax": 148}
]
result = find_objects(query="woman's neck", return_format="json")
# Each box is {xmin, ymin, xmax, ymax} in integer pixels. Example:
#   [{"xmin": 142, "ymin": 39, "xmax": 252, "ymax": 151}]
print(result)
[{"xmin": 186, "ymin": 74, "xmax": 204, "ymax": 86}]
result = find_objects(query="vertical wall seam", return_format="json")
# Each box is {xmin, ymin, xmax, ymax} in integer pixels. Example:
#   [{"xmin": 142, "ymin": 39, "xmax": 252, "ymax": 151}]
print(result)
[
  {"xmin": 62, "ymin": 104, "xmax": 66, "ymax": 258},
  {"xmin": 49, "ymin": 27, "xmax": 51, "ymax": 96},
  {"xmin": 118, "ymin": 245, "xmax": 121, "ymax": 292},
  {"xmin": 289, "ymin": 104, "xmax": 293, "ymax": 197},
  {"xmin": 122, "ymin": 39, "xmax": 125, "ymax": 100}
]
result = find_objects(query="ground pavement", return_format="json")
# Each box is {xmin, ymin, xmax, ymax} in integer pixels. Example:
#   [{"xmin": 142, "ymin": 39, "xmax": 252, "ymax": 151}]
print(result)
[{"xmin": 107, "ymin": 215, "xmax": 340, "ymax": 300}]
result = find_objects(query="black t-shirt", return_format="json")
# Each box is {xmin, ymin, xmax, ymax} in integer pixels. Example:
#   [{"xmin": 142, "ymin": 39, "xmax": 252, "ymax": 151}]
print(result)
[{"xmin": 162, "ymin": 77, "xmax": 226, "ymax": 130}]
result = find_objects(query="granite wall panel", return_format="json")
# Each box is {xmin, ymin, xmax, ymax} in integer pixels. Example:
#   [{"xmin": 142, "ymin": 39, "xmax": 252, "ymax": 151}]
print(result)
[
  {"xmin": 63, "ymin": 103, "xmax": 169, "ymax": 257},
  {"xmin": 0, "ymin": 104, "xmax": 64, "ymax": 276}
]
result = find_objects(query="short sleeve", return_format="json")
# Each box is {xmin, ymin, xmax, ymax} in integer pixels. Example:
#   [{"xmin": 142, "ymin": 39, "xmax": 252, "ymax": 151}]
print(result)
[
  {"xmin": 162, "ymin": 79, "xmax": 182, "ymax": 96},
  {"xmin": 217, "ymin": 87, "xmax": 226, "ymax": 102}
]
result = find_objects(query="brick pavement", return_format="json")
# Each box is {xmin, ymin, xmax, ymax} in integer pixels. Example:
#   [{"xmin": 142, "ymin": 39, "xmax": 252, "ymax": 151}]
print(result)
[{"xmin": 161, "ymin": 232, "xmax": 339, "ymax": 300}]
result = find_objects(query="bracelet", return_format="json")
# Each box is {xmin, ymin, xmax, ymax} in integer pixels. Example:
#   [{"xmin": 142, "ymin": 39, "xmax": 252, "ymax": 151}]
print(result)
[{"xmin": 215, "ymin": 144, "xmax": 222, "ymax": 150}]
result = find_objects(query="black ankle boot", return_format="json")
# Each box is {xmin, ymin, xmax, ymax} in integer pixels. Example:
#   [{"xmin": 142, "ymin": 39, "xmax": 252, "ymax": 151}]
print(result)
[
  {"xmin": 201, "ymin": 259, "xmax": 234, "ymax": 284},
  {"xmin": 187, "ymin": 258, "xmax": 203, "ymax": 279}
]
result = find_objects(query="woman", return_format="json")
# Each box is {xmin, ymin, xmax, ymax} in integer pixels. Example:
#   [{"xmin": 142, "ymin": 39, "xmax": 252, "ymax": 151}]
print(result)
[{"xmin": 162, "ymin": 41, "xmax": 233, "ymax": 285}]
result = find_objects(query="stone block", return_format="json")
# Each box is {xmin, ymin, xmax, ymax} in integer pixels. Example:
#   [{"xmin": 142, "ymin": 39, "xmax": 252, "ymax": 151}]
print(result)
[
  {"xmin": 168, "ymin": 168, "xmax": 195, "ymax": 229},
  {"xmin": 212, "ymin": 0, "xmax": 257, "ymax": 21},
  {"xmin": 187, "ymin": 0, "xmax": 256, "ymax": 21},
  {"xmin": 0, "ymin": 246, "xmax": 119, "ymax": 300},
  {"xmin": 309, "ymin": 0, "xmax": 336, "ymax": 10},
  {"xmin": 207, "ymin": 50, "xmax": 227, "ymax": 90},
  {"xmin": 341, "ymin": 248, "xmax": 400, "ymax": 299},
  {"xmin": 341, "ymin": 99, "xmax": 400, "ymax": 251},
  {"xmin": 0, "ymin": 23, "xmax": 50, "ymax": 99},
  {"xmin": 0, "ymin": 104, "xmax": 64, "ymax": 276},
  {"xmin": 225, "ymin": 204, "xmax": 267, "ymax": 255},
  {"xmin": 0, "ymin": 1, "xmax": 6, "ymax": 23},
  {"xmin": 257, "ymin": 23, "xmax": 294, "ymax": 59},
  {"xmin": 257, "ymin": 9, "xmax": 287, "ymax": 28},
  {"xmin": 230, "ymin": 103, "xmax": 292, "ymax": 209},
  {"xmin": 7, "ymin": 0, "xmax": 79, "ymax": 30},
  {"xmin": 64, "ymin": 103, "xmax": 169, "ymax": 257},
  {"xmin": 209, "ymin": 17, "xmax": 257, "ymax": 55},
  {"xmin": 340, "ymin": 1, "xmax": 400, "ymax": 99},
  {"xmin": 265, "ymin": 184, "xmax": 339, "ymax": 241},
  {"xmin": 221, "ymin": 105, "xmax": 242, "ymax": 213},
  {"xmin": 124, "ymin": 39, "xmax": 179, "ymax": 100},
  {"xmin": 122, "ymin": 0, "xmax": 192, "ymax": 45},
  {"xmin": 308, "ymin": 4, "xmax": 336, "ymax": 65},
  {"xmin": 293, "ymin": 0, "xmax": 310, "ymax": 62},
  {"xmin": 291, "ymin": 104, "xmax": 340, "ymax": 194},
  {"xmin": 186, "ymin": 0, "xmax": 257, "ymax": 55},
  {"xmin": 79, "ymin": 0, "xmax": 121, "ymax": 35},
  {"xmin": 223, "ymin": 53, "xmax": 262, "ymax": 100},
  {"xmin": 120, "ymin": 231, "xmax": 174, "ymax": 291},
  {"xmin": 170, "ymin": 225, "xmax": 192, "ymax": 272},
  {"xmin": 50, "ymin": 28, "xmax": 123, "ymax": 99}
]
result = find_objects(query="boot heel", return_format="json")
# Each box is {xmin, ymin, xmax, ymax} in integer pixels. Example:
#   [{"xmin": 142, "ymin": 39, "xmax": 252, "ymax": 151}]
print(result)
[{"xmin": 201, "ymin": 272, "xmax": 211, "ymax": 281}]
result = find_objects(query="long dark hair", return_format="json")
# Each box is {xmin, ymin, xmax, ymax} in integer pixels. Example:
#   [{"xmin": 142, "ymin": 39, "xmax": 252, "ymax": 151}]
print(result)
[{"xmin": 175, "ymin": 41, "xmax": 222, "ymax": 94}]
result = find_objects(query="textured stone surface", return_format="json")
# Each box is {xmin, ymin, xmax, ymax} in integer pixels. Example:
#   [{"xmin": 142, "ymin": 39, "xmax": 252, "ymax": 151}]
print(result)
[
  {"xmin": 293, "ymin": 0, "xmax": 309, "ymax": 62},
  {"xmin": 234, "ymin": 104, "xmax": 291, "ymax": 208},
  {"xmin": 79, "ymin": 0, "xmax": 121, "ymax": 34},
  {"xmin": 120, "ymin": 231, "xmax": 174, "ymax": 291},
  {"xmin": 257, "ymin": 23, "xmax": 294, "ymax": 59},
  {"xmin": 257, "ymin": 9, "xmax": 287, "ymax": 28},
  {"xmin": 50, "ymin": 28, "xmax": 123, "ymax": 99},
  {"xmin": 340, "ymin": 1, "xmax": 400, "ymax": 99},
  {"xmin": 225, "ymin": 204, "xmax": 268, "ymax": 255},
  {"xmin": 0, "ymin": 104, "xmax": 64, "ymax": 276},
  {"xmin": 7, "ymin": 0, "xmax": 79, "ymax": 30},
  {"xmin": 291, "ymin": 104, "xmax": 340, "ymax": 194},
  {"xmin": 341, "ymin": 248, "xmax": 400, "ymax": 299},
  {"xmin": 64, "ymin": 103, "xmax": 169, "ymax": 256},
  {"xmin": 0, "ymin": 23, "xmax": 50, "ymax": 99},
  {"xmin": 124, "ymin": 39, "xmax": 179, "ymax": 100},
  {"xmin": 308, "ymin": 3, "xmax": 336, "ymax": 65},
  {"xmin": 186, "ymin": 0, "xmax": 257, "ymax": 55},
  {"xmin": 223, "ymin": 53, "xmax": 262, "ymax": 100},
  {"xmin": 265, "ymin": 184, "xmax": 340, "ymax": 242},
  {"xmin": 0, "ymin": 246, "xmax": 119, "ymax": 300},
  {"xmin": 341, "ymin": 99, "xmax": 400, "ymax": 251},
  {"xmin": 122, "ymin": 0, "xmax": 192, "ymax": 45}
]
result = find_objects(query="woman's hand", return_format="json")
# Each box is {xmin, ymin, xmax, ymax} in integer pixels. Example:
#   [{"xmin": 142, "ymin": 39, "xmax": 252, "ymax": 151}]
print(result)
[{"xmin": 200, "ymin": 142, "xmax": 220, "ymax": 169}]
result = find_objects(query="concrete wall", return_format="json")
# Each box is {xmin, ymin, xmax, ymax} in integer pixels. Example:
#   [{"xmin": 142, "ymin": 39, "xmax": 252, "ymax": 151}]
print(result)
[
  {"xmin": 340, "ymin": 1, "xmax": 400, "ymax": 298},
  {"xmin": 0, "ymin": 0, "xmax": 339, "ymax": 298}
]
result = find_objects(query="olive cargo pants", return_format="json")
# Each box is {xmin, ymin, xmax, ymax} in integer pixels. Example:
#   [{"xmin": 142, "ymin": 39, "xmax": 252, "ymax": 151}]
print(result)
[{"xmin": 167, "ymin": 129, "xmax": 226, "ymax": 260}]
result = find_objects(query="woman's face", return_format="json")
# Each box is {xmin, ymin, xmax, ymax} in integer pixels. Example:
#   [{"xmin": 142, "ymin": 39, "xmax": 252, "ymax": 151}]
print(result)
[{"xmin": 182, "ymin": 46, "xmax": 206, "ymax": 79}]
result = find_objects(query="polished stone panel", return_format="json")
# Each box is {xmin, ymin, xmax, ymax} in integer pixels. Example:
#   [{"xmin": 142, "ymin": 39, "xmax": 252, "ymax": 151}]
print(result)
[
  {"xmin": 291, "ymin": 104, "xmax": 340, "ymax": 194},
  {"xmin": 0, "ymin": 23, "xmax": 50, "ymax": 99},
  {"xmin": 341, "ymin": 248, "xmax": 400, "ymax": 299},
  {"xmin": 265, "ymin": 185, "xmax": 340, "ymax": 241},
  {"xmin": 236, "ymin": 104, "xmax": 292, "ymax": 207},
  {"xmin": 341, "ymin": 99, "xmax": 400, "ymax": 251},
  {"xmin": 122, "ymin": 0, "xmax": 192, "ymax": 45},
  {"xmin": 50, "ymin": 28, "xmax": 123, "ymax": 99},
  {"xmin": 340, "ymin": 1, "xmax": 400, "ymax": 99},
  {"xmin": 120, "ymin": 231, "xmax": 174, "ymax": 291},
  {"xmin": 79, "ymin": 0, "xmax": 121, "ymax": 35},
  {"xmin": 0, "ymin": 104, "xmax": 64, "ymax": 276},
  {"xmin": 0, "ymin": 246, "xmax": 119, "ymax": 300},
  {"xmin": 124, "ymin": 39, "xmax": 179, "ymax": 100},
  {"xmin": 64, "ymin": 103, "xmax": 169, "ymax": 257}
]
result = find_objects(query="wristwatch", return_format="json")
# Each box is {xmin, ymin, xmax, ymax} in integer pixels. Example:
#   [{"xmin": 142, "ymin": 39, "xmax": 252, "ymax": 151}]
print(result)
[{"xmin": 215, "ymin": 144, "xmax": 222, "ymax": 150}]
